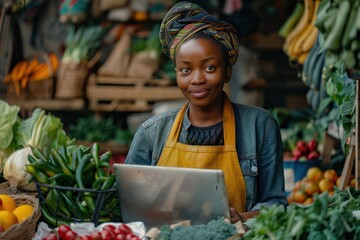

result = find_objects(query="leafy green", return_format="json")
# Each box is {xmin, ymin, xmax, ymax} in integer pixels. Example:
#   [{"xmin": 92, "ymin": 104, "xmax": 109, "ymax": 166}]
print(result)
[
  {"xmin": 242, "ymin": 188, "xmax": 360, "ymax": 239},
  {"xmin": 319, "ymin": 60, "xmax": 356, "ymax": 154},
  {"xmin": 13, "ymin": 108, "xmax": 68, "ymax": 156},
  {"xmin": 0, "ymin": 100, "xmax": 20, "ymax": 150},
  {"xmin": 158, "ymin": 217, "xmax": 237, "ymax": 240}
]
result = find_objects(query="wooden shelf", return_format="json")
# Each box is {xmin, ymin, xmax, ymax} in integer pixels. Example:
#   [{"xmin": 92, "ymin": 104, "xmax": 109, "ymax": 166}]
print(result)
[
  {"xmin": 87, "ymin": 74, "xmax": 184, "ymax": 112},
  {"xmin": 7, "ymin": 98, "xmax": 85, "ymax": 112}
]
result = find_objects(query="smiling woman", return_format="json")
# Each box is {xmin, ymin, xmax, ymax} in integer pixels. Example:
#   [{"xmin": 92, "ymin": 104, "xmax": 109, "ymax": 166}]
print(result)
[{"xmin": 124, "ymin": 1, "xmax": 287, "ymax": 229}]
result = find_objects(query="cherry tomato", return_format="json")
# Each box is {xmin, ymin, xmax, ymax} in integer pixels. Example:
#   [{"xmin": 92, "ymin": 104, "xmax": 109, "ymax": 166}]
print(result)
[
  {"xmin": 116, "ymin": 234, "xmax": 126, "ymax": 240},
  {"xmin": 125, "ymin": 233, "xmax": 140, "ymax": 240},
  {"xmin": 58, "ymin": 224, "xmax": 71, "ymax": 239},
  {"xmin": 64, "ymin": 230, "xmax": 78, "ymax": 240},
  {"xmin": 90, "ymin": 231, "xmax": 101, "ymax": 240},
  {"xmin": 117, "ymin": 224, "xmax": 132, "ymax": 235},
  {"xmin": 100, "ymin": 229, "xmax": 115, "ymax": 240},
  {"xmin": 113, "ymin": 229, "xmax": 129, "ymax": 236},
  {"xmin": 102, "ymin": 224, "xmax": 116, "ymax": 233},
  {"xmin": 79, "ymin": 235, "xmax": 93, "ymax": 240},
  {"xmin": 43, "ymin": 233, "xmax": 59, "ymax": 240}
]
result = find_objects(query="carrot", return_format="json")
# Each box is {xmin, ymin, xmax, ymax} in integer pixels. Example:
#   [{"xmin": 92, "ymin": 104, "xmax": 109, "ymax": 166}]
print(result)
[
  {"xmin": 48, "ymin": 52, "xmax": 59, "ymax": 71},
  {"xmin": 16, "ymin": 60, "xmax": 29, "ymax": 82},
  {"xmin": 21, "ymin": 76, "xmax": 29, "ymax": 90},
  {"xmin": 25, "ymin": 58, "xmax": 40, "ymax": 76}
]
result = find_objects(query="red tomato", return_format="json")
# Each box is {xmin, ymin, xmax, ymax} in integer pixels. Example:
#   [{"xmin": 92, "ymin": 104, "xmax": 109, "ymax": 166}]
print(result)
[
  {"xmin": 117, "ymin": 224, "xmax": 132, "ymax": 235},
  {"xmin": 79, "ymin": 235, "xmax": 93, "ymax": 240},
  {"xmin": 125, "ymin": 234, "xmax": 140, "ymax": 240},
  {"xmin": 100, "ymin": 229, "xmax": 115, "ymax": 240},
  {"xmin": 58, "ymin": 225, "xmax": 71, "ymax": 240},
  {"xmin": 113, "ymin": 229, "xmax": 129, "ymax": 236},
  {"xmin": 43, "ymin": 233, "xmax": 59, "ymax": 240},
  {"xmin": 91, "ymin": 231, "xmax": 102, "ymax": 240},
  {"xmin": 64, "ymin": 230, "xmax": 78, "ymax": 240},
  {"xmin": 116, "ymin": 234, "xmax": 126, "ymax": 240},
  {"xmin": 102, "ymin": 224, "xmax": 116, "ymax": 233}
]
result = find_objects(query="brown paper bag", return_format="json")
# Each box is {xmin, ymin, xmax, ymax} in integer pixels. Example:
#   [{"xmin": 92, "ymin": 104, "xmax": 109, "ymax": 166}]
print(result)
[
  {"xmin": 97, "ymin": 30, "xmax": 132, "ymax": 77},
  {"xmin": 127, "ymin": 50, "xmax": 160, "ymax": 79}
]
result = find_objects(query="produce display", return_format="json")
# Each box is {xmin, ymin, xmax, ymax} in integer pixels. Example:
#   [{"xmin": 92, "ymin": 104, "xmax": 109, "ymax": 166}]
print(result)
[
  {"xmin": 26, "ymin": 143, "xmax": 121, "ymax": 227},
  {"xmin": 291, "ymin": 139, "xmax": 320, "ymax": 161},
  {"xmin": 157, "ymin": 218, "xmax": 238, "ymax": 240},
  {"xmin": 0, "ymin": 194, "xmax": 34, "ymax": 231},
  {"xmin": 2, "ymin": 52, "xmax": 59, "ymax": 97},
  {"xmin": 243, "ymin": 188, "xmax": 360, "ymax": 239},
  {"xmin": 42, "ymin": 223, "xmax": 141, "ymax": 240},
  {"xmin": 288, "ymin": 167, "xmax": 355, "ymax": 205},
  {"xmin": 0, "ymin": 101, "xmax": 68, "ymax": 192}
]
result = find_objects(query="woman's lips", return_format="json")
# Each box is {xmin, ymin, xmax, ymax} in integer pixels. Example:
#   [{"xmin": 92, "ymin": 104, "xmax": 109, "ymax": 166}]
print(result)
[{"xmin": 190, "ymin": 89, "xmax": 208, "ymax": 98}]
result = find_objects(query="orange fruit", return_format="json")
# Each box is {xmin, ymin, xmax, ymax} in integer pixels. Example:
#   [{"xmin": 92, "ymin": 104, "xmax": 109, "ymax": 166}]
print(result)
[
  {"xmin": 306, "ymin": 167, "xmax": 323, "ymax": 182},
  {"xmin": 303, "ymin": 197, "xmax": 314, "ymax": 205},
  {"xmin": 336, "ymin": 176, "xmax": 341, "ymax": 186},
  {"xmin": 0, "ymin": 195, "xmax": 16, "ymax": 212},
  {"xmin": 13, "ymin": 204, "xmax": 34, "ymax": 223},
  {"xmin": 318, "ymin": 178, "xmax": 334, "ymax": 192},
  {"xmin": 350, "ymin": 177, "xmax": 356, "ymax": 187},
  {"xmin": 304, "ymin": 181, "xmax": 320, "ymax": 196},
  {"xmin": 0, "ymin": 210, "xmax": 18, "ymax": 230},
  {"xmin": 293, "ymin": 190, "xmax": 307, "ymax": 204},
  {"xmin": 323, "ymin": 169, "xmax": 338, "ymax": 183}
]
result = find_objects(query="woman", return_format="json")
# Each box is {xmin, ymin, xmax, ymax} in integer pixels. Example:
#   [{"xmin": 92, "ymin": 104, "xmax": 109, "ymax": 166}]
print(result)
[{"xmin": 125, "ymin": 1, "xmax": 287, "ymax": 225}]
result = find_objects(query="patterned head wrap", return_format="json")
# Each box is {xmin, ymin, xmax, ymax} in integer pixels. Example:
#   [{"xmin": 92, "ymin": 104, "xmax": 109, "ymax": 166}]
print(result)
[{"xmin": 159, "ymin": 1, "xmax": 240, "ymax": 65}]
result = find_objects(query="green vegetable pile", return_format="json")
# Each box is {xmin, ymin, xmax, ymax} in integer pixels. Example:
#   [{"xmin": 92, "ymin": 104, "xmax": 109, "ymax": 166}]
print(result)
[
  {"xmin": 27, "ymin": 143, "xmax": 121, "ymax": 227},
  {"xmin": 158, "ymin": 217, "xmax": 238, "ymax": 240},
  {"xmin": 243, "ymin": 188, "xmax": 360, "ymax": 239},
  {"xmin": 68, "ymin": 115, "xmax": 133, "ymax": 145}
]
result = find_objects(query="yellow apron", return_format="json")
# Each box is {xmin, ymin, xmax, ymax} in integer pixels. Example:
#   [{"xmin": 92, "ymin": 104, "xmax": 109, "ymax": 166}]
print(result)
[{"xmin": 157, "ymin": 95, "xmax": 246, "ymax": 212}]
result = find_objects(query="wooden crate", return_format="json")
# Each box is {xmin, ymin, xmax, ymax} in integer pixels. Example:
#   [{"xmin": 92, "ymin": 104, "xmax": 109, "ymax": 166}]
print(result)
[{"xmin": 86, "ymin": 74, "xmax": 184, "ymax": 112}]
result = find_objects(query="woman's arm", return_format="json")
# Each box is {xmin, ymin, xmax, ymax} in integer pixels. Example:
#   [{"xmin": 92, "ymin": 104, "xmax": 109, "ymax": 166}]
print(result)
[{"xmin": 124, "ymin": 126, "xmax": 152, "ymax": 165}]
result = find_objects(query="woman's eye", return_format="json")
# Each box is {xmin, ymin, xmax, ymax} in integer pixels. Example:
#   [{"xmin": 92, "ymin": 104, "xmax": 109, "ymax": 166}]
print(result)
[
  {"xmin": 206, "ymin": 65, "xmax": 216, "ymax": 72},
  {"xmin": 180, "ymin": 68, "xmax": 190, "ymax": 74}
]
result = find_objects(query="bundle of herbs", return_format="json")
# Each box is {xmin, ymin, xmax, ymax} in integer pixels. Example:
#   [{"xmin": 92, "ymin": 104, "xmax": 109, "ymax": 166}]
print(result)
[{"xmin": 242, "ymin": 187, "xmax": 360, "ymax": 239}]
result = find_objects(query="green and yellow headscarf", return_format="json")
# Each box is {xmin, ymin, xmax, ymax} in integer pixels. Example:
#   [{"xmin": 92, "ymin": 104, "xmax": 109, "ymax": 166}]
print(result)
[{"xmin": 159, "ymin": 1, "xmax": 240, "ymax": 65}]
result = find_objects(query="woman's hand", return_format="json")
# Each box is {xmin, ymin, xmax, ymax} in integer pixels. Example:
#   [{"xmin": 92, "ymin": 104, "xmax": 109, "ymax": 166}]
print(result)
[
  {"xmin": 229, "ymin": 208, "xmax": 241, "ymax": 223},
  {"xmin": 229, "ymin": 208, "xmax": 260, "ymax": 224}
]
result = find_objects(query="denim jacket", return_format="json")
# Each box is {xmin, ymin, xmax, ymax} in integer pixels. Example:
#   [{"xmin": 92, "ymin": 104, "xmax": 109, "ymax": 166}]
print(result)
[{"xmin": 125, "ymin": 102, "xmax": 288, "ymax": 211}]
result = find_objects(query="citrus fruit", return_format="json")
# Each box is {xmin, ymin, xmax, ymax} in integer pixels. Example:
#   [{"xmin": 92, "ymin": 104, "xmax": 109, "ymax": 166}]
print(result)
[
  {"xmin": 336, "ymin": 176, "xmax": 341, "ymax": 186},
  {"xmin": 0, "ymin": 194, "xmax": 16, "ymax": 211},
  {"xmin": 0, "ymin": 210, "xmax": 18, "ymax": 230},
  {"xmin": 13, "ymin": 204, "xmax": 34, "ymax": 222},
  {"xmin": 293, "ymin": 190, "xmax": 307, "ymax": 204},
  {"xmin": 318, "ymin": 178, "xmax": 334, "ymax": 192},
  {"xmin": 323, "ymin": 169, "xmax": 338, "ymax": 183},
  {"xmin": 304, "ymin": 181, "xmax": 319, "ymax": 196},
  {"xmin": 306, "ymin": 167, "xmax": 323, "ymax": 182},
  {"xmin": 303, "ymin": 197, "xmax": 314, "ymax": 205}
]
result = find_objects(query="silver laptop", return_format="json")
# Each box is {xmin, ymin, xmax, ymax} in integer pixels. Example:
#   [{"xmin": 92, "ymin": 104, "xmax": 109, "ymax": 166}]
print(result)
[{"xmin": 113, "ymin": 164, "xmax": 230, "ymax": 228}]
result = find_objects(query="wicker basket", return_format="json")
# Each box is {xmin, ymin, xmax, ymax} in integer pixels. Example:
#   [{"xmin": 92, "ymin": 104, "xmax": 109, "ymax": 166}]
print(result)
[
  {"xmin": 6, "ymin": 53, "xmax": 55, "ymax": 100},
  {"xmin": 0, "ymin": 194, "xmax": 41, "ymax": 240},
  {"xmin": 35, "ymin": 181, "xmax": 121, "ymax": 227},
  {"xmin": 55, "ymin": 62, "xmax": 89, "ymax": 99},
  {"xmin": 55, "ymin": 53, "xmax": 101, "ymax": 99}
]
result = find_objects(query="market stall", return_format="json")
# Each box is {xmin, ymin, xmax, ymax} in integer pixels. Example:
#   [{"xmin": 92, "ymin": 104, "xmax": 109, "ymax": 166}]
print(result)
[{"xmin": 0, "ymin": 0, "xmax": 360, "ymax": 239}]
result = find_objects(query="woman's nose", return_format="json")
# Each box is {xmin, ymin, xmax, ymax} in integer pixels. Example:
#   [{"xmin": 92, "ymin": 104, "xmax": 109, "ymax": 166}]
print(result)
[{"xmin": 190, "ymin": 70, "xmax": 205, "ymax": 84}]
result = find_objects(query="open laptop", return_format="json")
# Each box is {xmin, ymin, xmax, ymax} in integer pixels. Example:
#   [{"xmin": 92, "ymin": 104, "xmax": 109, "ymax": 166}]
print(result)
[{"xmin": 113, "ymin": 164, "xmax": 230, "ymax": 228}]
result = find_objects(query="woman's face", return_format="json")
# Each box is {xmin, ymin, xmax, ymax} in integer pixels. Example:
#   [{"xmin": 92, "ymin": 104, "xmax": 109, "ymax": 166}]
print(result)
[{"xmin": 175, "ymin": 37, "xmax": 229, "ymax": 109}]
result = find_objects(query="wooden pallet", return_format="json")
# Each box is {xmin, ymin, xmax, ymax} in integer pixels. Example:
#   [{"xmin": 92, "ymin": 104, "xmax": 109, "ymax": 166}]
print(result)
[{"xmin": 86, "ymin": 74, "xmax": 184, "ymax": 112}]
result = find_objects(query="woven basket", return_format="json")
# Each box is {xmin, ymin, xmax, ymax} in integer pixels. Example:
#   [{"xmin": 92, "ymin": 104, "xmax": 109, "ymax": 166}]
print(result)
[
  {"xmin": 6, "ymin": 53, "xmax": 55, "ymax": 100},
  {"xmin": 0, "ymin": 194, "xmax": 41, "ymax": 240},
  {"xmin": 55, "ymin": 53, "xmax": 100, "ymax": 99}
]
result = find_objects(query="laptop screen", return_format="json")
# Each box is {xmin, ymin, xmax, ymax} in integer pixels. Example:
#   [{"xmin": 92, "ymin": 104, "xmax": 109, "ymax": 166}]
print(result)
[{"xmin": 114, "ymin": 164, "xmax": 230, "ymax": 228}]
